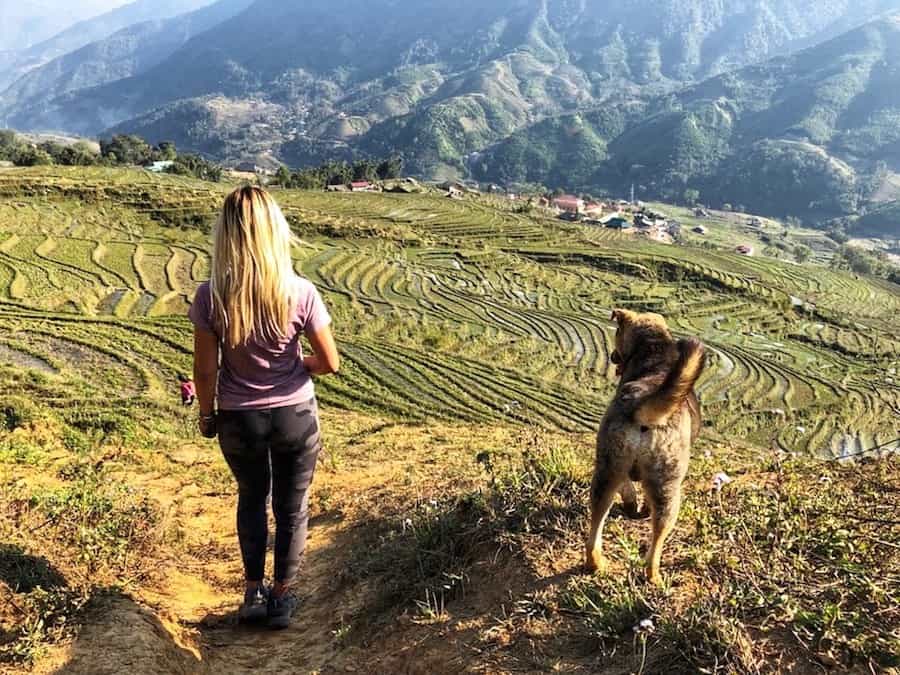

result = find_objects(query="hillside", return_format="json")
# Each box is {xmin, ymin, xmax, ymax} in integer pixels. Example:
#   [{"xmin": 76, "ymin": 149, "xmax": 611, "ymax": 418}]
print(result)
[
  {"xmin": 851, "ymin": 199, "xmax": 900, "ymax": 238},
  {"xmin": 477, "ymin": 14, "xmax": 900, "ymax": 227},
  {"xmin": 7, "ymin": 0, "xmax": 900, "ymax": 184},
  {"xmin": 0, "ymin": 1, "xmax": 125, "ymax": 51},
  {"xmin": 0, "ymin": 0, "xmax": 213, "ymax": 91},
  {"xmin": 0, "ymin": 0, "xmax": 251, "ymax": 116},
  {"xmin": 0, "ymin": 167, "xmax": 896, "ymax": 673}
]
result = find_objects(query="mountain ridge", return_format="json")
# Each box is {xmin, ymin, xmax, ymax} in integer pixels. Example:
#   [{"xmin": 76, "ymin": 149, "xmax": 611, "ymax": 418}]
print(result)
[
  {"xmin": 0, "ymin": 0, "xmax": 214, "ymax": 91},
  {"xmin": 6, "ymin": 1, "xmax": 900, "ymax": 229},
  {"xmin": 0, "ymin": 0, "xmax": 252, "ymax": 114}
]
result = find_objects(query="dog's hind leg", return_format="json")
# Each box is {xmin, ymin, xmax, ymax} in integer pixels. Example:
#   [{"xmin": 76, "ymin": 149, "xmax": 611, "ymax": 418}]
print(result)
[
  {"xmin": 585, "ymin": 473, "xmax": 622, "ymax": 573},
  {"xmin": 619, "ymin": 481, "xmax": 648, "ymax": 519},
  {"xmin": 643, "ymin": 478, "xmax": 683, "ymax": 585}
]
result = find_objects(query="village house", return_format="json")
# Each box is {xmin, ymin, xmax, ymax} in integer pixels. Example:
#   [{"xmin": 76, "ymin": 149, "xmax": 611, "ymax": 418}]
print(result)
[
  {"xmin": 552, "ymin": 194, "xmax": 585, "ymax": 214},
  {"xmin": 350, "ymin": 180, "xmax": 373, "ymax": 192},
  {"xmin": 603, "ymin": 215, "xmax": 632, "ymax": 230},
  {"xmin": 583, "ymin": 201, "xmax": 605, "ymax": 217},
  {"xmin": 235, "ymin": 161, "xmax": 274, "ymax": 176}
]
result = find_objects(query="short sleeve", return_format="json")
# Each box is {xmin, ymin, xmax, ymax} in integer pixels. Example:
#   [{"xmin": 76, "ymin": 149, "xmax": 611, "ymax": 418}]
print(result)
[
  {"xmin": 297, "ymin": 278, "xmax": 332, "ymax": 333},
  {"xmin": 188, "ymin": 282, "xmax": 215, "ymax": 333}
]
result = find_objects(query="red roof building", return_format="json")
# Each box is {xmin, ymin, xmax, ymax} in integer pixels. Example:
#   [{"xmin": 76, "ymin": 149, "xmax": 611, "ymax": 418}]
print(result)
[{"xmin": 552, "ymin": 195, "xmax": 585, "ymax": 213}]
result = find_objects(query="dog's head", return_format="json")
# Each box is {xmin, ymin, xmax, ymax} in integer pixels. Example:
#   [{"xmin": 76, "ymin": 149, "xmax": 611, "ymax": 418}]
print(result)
[{"xmin": 610, "ymin": 309, "xmax": 671, "ymax": 377}]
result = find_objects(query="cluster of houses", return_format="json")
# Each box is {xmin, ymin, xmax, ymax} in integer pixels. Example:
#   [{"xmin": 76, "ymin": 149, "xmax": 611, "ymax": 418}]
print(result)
[
  {"xmin": 325, "ymin": 180, "xmax": 378, "ymax": 192},
  {"xmin": 543, "ymin": 193, "xmax": 677, "ymax": 243},
  {"xmin": 547, "ymin": 194, "xmax": 621, "ymax": 220}
]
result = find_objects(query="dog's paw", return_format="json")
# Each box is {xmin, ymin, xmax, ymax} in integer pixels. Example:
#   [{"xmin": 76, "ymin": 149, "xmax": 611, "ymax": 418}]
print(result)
[
  {"xmin": 646, "ymin": 567, "xmax": 664, "ymax": 586},
  {"xmin": 585, "ymin": 549, "xmax": 607, "ymax": 574}
]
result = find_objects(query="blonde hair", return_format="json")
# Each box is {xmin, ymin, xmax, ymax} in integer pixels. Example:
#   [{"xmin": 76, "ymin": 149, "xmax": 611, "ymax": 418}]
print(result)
[{"xmin": 210, "ymin": 186, "xmax": 298, "ymax": 347}]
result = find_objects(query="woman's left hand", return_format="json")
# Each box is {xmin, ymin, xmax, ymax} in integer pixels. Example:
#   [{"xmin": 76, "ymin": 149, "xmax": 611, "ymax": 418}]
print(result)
[{"xmin": 199, "ymin": 413, "xmax": 217, "ymax": 439}]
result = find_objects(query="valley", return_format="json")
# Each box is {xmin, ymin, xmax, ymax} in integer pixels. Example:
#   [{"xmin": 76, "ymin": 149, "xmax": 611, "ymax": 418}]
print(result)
[{"xmin": 1, "ymin": 0, "xmax": 899, "ymax": 670}]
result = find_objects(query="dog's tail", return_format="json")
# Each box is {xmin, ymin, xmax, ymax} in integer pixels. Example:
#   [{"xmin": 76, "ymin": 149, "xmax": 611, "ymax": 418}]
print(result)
[{"xmin": 635, "ymin": 338, "xmax": 706, "ymax": 426}]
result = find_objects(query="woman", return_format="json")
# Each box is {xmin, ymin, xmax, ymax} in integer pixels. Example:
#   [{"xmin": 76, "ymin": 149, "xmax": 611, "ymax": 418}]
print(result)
[{"xmin": 189, "ymin": 186, "xmax": 339, "ymax": 630}]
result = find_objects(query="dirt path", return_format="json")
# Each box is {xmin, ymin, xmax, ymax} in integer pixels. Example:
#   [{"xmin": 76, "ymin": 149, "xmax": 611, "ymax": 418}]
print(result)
[
  {"xmin": 24, "ymin": 418, "xmax": 601, "ymax": 675},
  {"xmin": 41, "ymin": 461, "xmax": 375, "ymax": 674}
]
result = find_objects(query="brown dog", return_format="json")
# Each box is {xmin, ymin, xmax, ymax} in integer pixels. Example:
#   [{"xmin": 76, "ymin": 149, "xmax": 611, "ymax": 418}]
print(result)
[{"xmin": 585, "ymin": 309, "xmax": 705, "ymax": 584}]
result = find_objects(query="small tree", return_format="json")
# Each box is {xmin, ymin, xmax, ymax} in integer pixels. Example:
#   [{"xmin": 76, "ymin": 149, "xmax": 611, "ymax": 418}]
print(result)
[
  {"xmin": 827, "ymin": 227, "xmax": 849, "ymax": 244},
  {"xmin": 12, "ymin": 145, "xmax": 52, "ymax": 166},
  {"xmin": 100, "ymin": 134, "xmax": 152, "ymax": 165},
  {"xmin": 274, "ymin": 164, "xmax": 292, "ymax": 187},
  {"xmin": 376, "ymin": 156, "xmax": 403, "ymax": 180},
  {"xmin": 156, "ymin": 141, "xmax": 177, "ymax": 161},
  {"xmin": 351, "ymin": 159, "xmax": 377, "ymax": 182},
  {"xmin": 164, "ymin": 154, "xmax": 222, "ymax": 182},
  {"xmin": 684, "ymin": 188, "xmax": 700, "ymax": 206},
  {"xmin": 794, "ymin": 245, "xmax": 812, "ymax": 264},
  {"xmin": 0, "ymin": 130, "xmax": 20, "ymax": 160}
]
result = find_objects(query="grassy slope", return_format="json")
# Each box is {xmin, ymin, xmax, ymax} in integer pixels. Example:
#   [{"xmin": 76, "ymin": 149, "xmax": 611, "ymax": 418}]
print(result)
[{"xmin": 0, "ymin": 167, "xmax": 897, "ymax": 672}]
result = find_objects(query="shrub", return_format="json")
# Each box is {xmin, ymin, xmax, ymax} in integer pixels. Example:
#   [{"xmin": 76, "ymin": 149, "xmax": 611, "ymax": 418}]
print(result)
[
  {"xmin": 1, "ymin": 398, "xmax": 39, "ymax": 431},
  {"xmin": 30, "ymin": 468, "xmax": 159, "ymax": 577}
]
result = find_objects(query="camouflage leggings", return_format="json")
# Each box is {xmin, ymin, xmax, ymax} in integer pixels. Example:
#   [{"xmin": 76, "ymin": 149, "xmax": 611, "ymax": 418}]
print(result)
[{"xmin": 217, "ymin": 398, "xmax": 321, "ymax": 585}]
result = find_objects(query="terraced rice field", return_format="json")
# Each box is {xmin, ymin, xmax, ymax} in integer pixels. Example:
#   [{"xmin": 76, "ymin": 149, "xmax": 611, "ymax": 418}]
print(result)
[{"xmin": 0, "ymin": 167, "xmax": 897, "ymax": 458}]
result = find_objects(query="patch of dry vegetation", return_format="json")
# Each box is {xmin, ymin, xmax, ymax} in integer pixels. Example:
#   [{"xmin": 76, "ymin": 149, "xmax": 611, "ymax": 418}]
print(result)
[{"xmin": 339, "ymin": 431, "xmax": 899, "ymax": 673}]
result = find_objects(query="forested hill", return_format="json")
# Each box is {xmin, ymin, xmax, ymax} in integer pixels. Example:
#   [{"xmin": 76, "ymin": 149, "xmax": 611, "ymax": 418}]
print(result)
[
  {"xmin": 5, "ymin": 1, "xmax": 900, "ymax": 229},
  {"xmin": 7, "ymin": 1, "xmax": 899, "ymax": 163},
  {"xmin": 0, "ymin": 0, "xmax": 251, "ymax": 113},
  {"xmin": 476, "ymin": 14, "xmax": 900, "ymax": 226},
  {"xmin": 0, "ymin": 0, "xmax": 213, "ymax": 91}
]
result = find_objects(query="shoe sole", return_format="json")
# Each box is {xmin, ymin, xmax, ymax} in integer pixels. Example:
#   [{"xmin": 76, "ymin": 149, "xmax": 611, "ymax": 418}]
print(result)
[
  {"xmin": 267, "ymin": 615, "xmax": 292, "ymax": 630},
  {"xmin": 239, "ymin": 605, "xmax": 268, "ymax": 623}
]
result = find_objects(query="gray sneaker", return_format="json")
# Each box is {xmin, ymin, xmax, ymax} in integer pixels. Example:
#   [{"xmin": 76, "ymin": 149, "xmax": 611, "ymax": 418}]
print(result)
[
  {"xmin": 238, "ymin": 585, "xmax": 269, "ymax": 623},
  {"xmin": 267, "ymin": 592, "xmax": 299, "ymax": 630}
]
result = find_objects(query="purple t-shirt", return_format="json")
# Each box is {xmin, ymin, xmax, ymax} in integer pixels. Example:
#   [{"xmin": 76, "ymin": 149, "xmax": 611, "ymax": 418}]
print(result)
[{"xmin": 188, "ymin": 276, "xmax": 332, "ymax": 411}]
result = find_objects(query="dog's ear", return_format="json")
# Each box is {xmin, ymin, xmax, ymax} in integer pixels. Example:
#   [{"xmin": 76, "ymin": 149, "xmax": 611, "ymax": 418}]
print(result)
[{"xmin": 611, "ymin": 309, "xmax": 635, "ymax": 325}]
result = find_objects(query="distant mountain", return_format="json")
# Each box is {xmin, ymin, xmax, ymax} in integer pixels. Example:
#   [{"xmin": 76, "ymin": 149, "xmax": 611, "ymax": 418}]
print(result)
[
  {"xmin": 0, "ymin": 0, "xmax": 252, "ymax": 115},
  {"xmin": 6, "ymin": 0, "xmax": 900, "ymax": 229},
  {"xmin": 15, "ymin": 1, "xmax": 900, "ymax": 148},
  {"xmin": 478, "ymin": 14, "xmax": 900, "ymax": 224},
  {"xmin": 0, "ymin": 0, "xmax": 213, "ymax": 91},
  {"xmin": 0, "ymin": 1, "xmax": 126, "ymax": 51}
]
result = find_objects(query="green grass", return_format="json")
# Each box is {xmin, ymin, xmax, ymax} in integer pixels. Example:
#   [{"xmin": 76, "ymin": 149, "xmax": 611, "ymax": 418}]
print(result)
[{"xmin": 0, "ymin": 167, "xmax": 895, "ymax": 455}]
